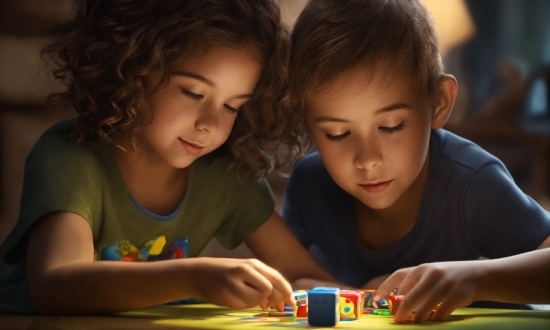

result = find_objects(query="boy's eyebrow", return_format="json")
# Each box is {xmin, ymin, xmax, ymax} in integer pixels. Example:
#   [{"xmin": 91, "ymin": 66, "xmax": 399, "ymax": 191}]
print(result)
[
  {"xmin": 375, "ymin": 103, "xmax": 412, "ymax": 114},
  {"xmin": 170, "ymin": 70, "xmax": 254, "ymax": 99},
  {"xmin": 314, "ymin": 102, "xmax": 412, "ymax": 123}
]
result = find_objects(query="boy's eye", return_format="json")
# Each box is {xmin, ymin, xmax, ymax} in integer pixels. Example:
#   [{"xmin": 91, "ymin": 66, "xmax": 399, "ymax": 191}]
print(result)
[
  {"xmin": 181, "ymin": 88, "xmax": 203, "ymax": 100},
  {"xmin": 379, "ymin": 122, "xmax": 405, "ymax": 134},
  {"xmin": 325, "ymin": 131, "xmax": 350, "ymax": 141}
]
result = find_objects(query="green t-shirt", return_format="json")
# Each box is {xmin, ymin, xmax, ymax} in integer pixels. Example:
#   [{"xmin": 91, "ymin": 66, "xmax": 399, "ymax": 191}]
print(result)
[{"xmin": 0, "ymin": 119, "xmax": 275, "ymax": 314}]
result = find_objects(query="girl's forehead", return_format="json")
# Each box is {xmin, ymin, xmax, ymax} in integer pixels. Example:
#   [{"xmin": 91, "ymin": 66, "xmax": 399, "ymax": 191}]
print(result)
[{"xmin": 173, "ymin": 41, "xmax": 263, "ymax": 65}]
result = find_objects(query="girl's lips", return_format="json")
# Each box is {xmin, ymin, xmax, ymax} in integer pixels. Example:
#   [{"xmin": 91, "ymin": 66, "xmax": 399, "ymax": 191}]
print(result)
[
  {"xmin": 359, "ymin": 180, "xmax": 392, "ymax": 193},
  {"xmin": 179, "ymin": 139, "xmax": 204, "ymax": 154}
]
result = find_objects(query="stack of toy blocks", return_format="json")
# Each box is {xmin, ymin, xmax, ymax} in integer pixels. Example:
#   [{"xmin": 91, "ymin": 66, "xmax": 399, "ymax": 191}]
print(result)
[{"xmin": 339, "ymin": 290, "xmax": 365, "ymax": 320}]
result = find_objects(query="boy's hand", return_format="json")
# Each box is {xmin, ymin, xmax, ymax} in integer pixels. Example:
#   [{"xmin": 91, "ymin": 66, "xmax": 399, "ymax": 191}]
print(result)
[
  {"xmin": 190, "ymin": 258, "xmax": 294, "ymax": 311},
  {"xmin": 374, "ymin": 261, "xmax": 480, "ymax": 323}
]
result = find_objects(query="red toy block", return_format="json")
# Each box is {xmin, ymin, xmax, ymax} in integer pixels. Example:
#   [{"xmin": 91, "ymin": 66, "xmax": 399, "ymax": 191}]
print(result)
[{"xmin": 340, "ymin": 290, "xmax": 364, "ymax": 320}]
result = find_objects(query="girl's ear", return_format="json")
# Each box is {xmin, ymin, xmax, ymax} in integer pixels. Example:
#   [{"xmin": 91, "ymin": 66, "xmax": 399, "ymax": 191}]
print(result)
[{"xmin": 431, "ymin": 74, "xmax": 457, "ymax": 129}]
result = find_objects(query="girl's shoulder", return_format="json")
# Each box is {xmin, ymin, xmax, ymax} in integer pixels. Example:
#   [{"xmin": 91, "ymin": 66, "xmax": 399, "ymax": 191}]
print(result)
[{"xmin": 27, "ymin": 119, "xmax": 111, "ymax": 174}]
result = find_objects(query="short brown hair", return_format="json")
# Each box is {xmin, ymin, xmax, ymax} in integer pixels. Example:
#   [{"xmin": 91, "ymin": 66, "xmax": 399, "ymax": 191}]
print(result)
[
  {"xmin": 44, "ymin": 0, "xmax": 302, "ymax": 183},
  {"xmin": 290, "ymin": 0, "xmax": 443, "ymax": 111}
]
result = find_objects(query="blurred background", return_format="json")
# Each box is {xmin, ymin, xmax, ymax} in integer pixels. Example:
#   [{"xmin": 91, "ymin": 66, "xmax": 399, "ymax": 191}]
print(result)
[{"xmin": 0, "ymin": 0, "xmax": 549, "ymax": 257}]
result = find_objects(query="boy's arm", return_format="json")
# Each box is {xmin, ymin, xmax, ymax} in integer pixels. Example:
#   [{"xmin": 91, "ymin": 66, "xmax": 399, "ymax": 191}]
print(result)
[
  {"xmin": 27, "ymin": 211, "xmax": 294, "ymax": 314},
  {"xmin": 245, "ymin": 212, "xmax": 347, "ymax": 289},
  {"xmin": 374, "ymin": 246, "xmax": 550, "ymax": 323}
]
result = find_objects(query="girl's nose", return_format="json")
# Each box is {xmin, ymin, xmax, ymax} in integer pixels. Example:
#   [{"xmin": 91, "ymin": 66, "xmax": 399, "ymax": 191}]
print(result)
[{"xmin": 195, "ymin": 102, "xmax": 219, "ymax": 132}]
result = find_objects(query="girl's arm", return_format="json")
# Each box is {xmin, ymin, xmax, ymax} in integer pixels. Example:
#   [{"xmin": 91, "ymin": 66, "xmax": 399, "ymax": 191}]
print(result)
[
  {"xmin": 245, "ymin": 212, "xmax": 349, "ymax": 289},
  {"xmin": 27, "ymin": 211, "xmax": 294, "ymax": 315},
  {"xmin": 374, "ymin": 244, "xmax": 550, "ymax": 323}
]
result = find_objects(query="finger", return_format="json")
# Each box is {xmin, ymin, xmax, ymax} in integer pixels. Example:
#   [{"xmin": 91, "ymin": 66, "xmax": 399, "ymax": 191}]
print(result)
[
  {"xmin": 226, "ymin": 268, "xmax": 274, "ymax": 308},
  {"xmin": 250, "ymin": 261, "xmax": 294, "ymax": 307},
  {"xmin": 219, "ymin": 286, "xmax": 261, "ymax": 310},
  {"xmin": 399, "ymin": 278, "xmax": 446, "ymax": 323},
  {"xmin": 274, "ymin": 301, "xmax": 285, "ymax": 312},
  {"xmin": 266, "ymin": 286, "xmax": 286, "ymax": 310},
  {"xmin": 430, "ymin": 301, "xmax": 454, "ymax": 321},
  {"xmin": 259, "ymin": 298, "xmax": 269, "ymax": 309},
  {"xmin": 374, "ymin": 270, "xmax": 407, "ymax": 302},
  {"xmin": 392, "ymin": 277, "xmax": 435, "ymax": 322}
]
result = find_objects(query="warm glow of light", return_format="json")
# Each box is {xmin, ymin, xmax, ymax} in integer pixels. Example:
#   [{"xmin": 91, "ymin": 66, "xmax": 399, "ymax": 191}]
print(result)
[
  {"xmin": 422, "ymin": 0, "xmax": 476, "ymax": 54},
  {"xmin": 279, "ymin": 0, "xmax": 476, "ymax": 55}
]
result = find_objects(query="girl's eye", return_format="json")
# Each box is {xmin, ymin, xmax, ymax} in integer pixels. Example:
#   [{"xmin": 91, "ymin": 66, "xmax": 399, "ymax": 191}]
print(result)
[
  {"xmin": 379, "ymin": 122, "xmax": 405, "ymax": 134},
  {"xmin": 181, "ymin": 88, "xmax": 203, "ymax": 100},
  {"xmin": 224, "ymin": 104, "xmax": 239, "ymax": 114},
  {"xmin": 325, "ymin": 131, "xmax": 350, "ymax": 141}
]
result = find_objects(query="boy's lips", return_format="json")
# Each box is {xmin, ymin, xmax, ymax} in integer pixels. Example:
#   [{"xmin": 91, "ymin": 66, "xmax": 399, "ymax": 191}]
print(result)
[
  {"xmin": 179, "ymin": 138, "xmax": 205, "ymax": 154},
  {"xmin": 358, "ymin": 180, "xmax": 392, "ymax": 193}
]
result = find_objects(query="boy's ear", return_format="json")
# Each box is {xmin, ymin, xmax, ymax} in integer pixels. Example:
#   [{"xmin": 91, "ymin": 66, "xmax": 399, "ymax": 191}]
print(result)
[{"xmin": 431, "ymin": 74, "xmax": 457, "ymax": 129}]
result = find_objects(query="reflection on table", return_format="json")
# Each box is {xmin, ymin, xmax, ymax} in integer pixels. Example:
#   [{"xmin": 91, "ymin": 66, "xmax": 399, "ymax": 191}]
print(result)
[{"xmin": 1, "ymin": 303, "xmax": 550, "ymax": 329}]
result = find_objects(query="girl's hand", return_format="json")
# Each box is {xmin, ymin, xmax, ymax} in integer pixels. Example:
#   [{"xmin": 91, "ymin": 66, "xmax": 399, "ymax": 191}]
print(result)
[
  {"xmin": 374, "ymin": 261, "xmax": 482, "ymax": 323},
  {"xmin": 190, "ymin": 258, "xmax": 294, "ymax": 311}
]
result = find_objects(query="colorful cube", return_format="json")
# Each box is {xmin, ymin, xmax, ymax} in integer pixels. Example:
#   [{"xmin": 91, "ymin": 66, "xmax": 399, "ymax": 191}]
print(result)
[
  {"xmin": 339, "ymin": 290, "xmax": 364, "ymax": 320},
  {"xmin": 387, "ymin": 295, "xmax": 405, "ymax": 315},
  {"xmin": 307, "ymin": 287, "xmax": 340, "ymax": 326},
  {"xmin": 362, "ymin": 289, "xmax": 376, "ymax": 309}
]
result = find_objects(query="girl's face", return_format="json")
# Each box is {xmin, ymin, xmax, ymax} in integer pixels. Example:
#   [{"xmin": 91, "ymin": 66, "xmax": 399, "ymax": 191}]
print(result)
[
  {"xmin": 138, "ymin": 43, "xmax": 262, "ymax": 169},
  {"xmin": 305, "ymin": 63, "xmax": 434, "ymax": 210}
]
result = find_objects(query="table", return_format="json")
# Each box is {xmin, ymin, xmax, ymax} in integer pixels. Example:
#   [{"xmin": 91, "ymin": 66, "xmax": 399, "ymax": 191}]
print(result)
[{"xmin": 1, "ymin": 303, "xmax": 549, "ymax": 329}]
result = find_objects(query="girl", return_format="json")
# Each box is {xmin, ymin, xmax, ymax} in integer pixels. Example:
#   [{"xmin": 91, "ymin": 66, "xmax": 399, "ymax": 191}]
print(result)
[{"xmin": 0, "ymin": 0, "xmax": 335, "ymax": 315}]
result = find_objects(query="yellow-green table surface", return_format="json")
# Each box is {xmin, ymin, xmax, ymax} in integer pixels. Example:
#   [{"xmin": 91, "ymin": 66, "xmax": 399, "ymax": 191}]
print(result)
[{"xmin": 1, "ymin": 303, "xmax": 549, "ymax": 329}]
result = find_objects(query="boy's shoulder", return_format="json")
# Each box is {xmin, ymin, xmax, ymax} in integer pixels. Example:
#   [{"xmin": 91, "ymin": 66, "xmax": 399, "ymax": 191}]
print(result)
[
  {"xmin": 289, "ymin": 151, "xmax": 336, "ymax": 189},
  {"xmin": 432, "ymin": 129, "xmax": 504, "ymax": 172},
  {"xmin": 293, "ymin": 151, "xmax": 326, "ymax": 175}
]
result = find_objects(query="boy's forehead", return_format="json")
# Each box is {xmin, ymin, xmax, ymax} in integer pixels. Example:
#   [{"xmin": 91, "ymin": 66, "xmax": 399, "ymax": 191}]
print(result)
[{"xmin": 311, "ymin": 62, "xmax": 407, "ymax": 99}]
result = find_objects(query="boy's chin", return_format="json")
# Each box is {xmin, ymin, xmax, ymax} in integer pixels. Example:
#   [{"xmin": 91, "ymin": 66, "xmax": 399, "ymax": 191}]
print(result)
[{"xmin": 354, "ymin": 194, "xmax": 398, "ymax": 210}]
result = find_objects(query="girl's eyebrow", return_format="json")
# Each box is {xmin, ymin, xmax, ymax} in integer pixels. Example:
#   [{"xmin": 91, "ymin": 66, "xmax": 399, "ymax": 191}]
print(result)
[
  {"xmin": 171, "ymin": 70, "xmax": 214, "ymax": 86},
  {"xmin": 170, "ymin": 70, "xmax": 253, "ymax": 99},
  {"xmin": 314, "ymin": 116, "xmax": 348, "ymax": 123}
]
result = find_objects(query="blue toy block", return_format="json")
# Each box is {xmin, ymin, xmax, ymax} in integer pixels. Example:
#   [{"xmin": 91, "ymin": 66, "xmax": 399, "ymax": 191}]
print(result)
[{"xmin": 307, "ymin": 287, "xmax": 340, "ymax": 326}]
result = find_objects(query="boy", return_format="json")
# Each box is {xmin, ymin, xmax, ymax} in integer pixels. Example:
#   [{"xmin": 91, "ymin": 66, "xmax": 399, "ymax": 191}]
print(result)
[{"xmin": 283, "ymin": 0, "xmax": 550, "ymax": 320}]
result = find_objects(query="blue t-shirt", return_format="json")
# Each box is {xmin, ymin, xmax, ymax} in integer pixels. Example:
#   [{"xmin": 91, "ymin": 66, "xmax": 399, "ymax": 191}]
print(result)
[{"xmin": 282, "ymin": 129, "xmax": 550, "ymax": 288}]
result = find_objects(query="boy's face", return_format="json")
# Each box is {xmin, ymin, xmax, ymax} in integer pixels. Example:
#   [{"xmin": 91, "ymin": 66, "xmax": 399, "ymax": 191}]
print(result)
[
  {"xmin": 305, "ymin": 63, "xmax": 434, "ymax": 210},
  {"xmin": 138, "ymin": 43, "xmax": 262, "ymax": 169}
]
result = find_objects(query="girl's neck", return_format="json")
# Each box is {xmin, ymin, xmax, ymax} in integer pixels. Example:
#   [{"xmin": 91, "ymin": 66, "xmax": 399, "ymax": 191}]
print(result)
[{"xmin": 113, "ymin": 146, "xmax": 190, "ymax": 216}]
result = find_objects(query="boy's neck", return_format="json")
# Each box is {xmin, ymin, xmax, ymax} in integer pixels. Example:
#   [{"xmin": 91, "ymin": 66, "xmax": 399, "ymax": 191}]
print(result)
[{"xmin": 354, "ymin": 152, "xmax": 430, "ymax": 251}]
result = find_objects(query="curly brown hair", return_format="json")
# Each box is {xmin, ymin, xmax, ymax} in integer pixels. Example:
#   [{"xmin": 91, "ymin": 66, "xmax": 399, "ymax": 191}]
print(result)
[
  {"xmin": 290, "ymin": 0, "xmax": 443, "ymax": 114},
  {"xmin": 43, "ymin": 0, "xmax": 303, "ymax": 184}
]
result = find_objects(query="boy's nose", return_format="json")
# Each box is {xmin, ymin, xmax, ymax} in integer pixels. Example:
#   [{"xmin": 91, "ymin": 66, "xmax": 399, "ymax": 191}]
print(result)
[{"xmin": 353, "ymin": 137, "xmax": 382, "ymax": 170}]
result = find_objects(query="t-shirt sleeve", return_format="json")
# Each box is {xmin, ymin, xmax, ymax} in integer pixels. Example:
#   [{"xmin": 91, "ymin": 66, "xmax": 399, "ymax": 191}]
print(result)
[
  {"xmin": 17, "ymin": 132, "xmax": 101, "ymax": 233},
  {"xmin": 214, "ymin": 178, "xmax": 276, "ymax": 249},
  {"xmin": 464, "ymin": 162, "xmax": 550, "ymax": 258}
]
